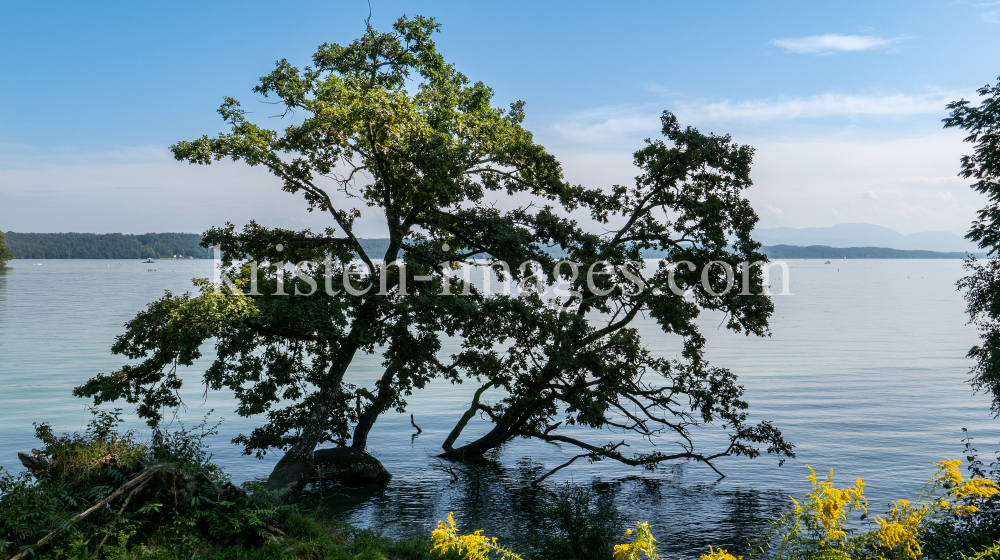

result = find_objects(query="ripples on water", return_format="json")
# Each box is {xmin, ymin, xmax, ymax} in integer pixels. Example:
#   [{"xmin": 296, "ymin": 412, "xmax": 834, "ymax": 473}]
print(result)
[{"xmin": 0, "ymin": 258, "xmax": 997, "ymax": 556}]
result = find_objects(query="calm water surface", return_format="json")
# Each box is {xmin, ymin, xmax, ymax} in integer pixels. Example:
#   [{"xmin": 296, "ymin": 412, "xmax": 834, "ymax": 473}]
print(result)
[{"xmin": 0, "ymin": 258, "xmax": 996, "ymax": 555}]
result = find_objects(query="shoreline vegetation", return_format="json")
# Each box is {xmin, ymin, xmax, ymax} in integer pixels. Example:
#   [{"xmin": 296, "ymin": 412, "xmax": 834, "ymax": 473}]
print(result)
[
  {"xmin": 4, "ymin": 412, "xmax": 1000, "ymax": 560},
  {"xmin": 2, "ymin": 233, "xmax": 984, "ymax": 261}
]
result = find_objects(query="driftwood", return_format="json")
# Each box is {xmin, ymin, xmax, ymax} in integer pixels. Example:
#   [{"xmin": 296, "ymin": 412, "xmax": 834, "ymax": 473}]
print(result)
[{"xmin": 16, "ymin": 451, "xmax": 49, "ymax": 477}]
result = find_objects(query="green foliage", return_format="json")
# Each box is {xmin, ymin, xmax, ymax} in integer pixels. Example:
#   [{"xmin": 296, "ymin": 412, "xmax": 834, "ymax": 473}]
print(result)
[
  {"xmin": 4, "ymin": 232, "xmax": 211, "ymax": 259},
  {"xmin": 438, "ymin": 111, "xmax": 793, "ymax": 471},
  {"xmin": 0, "ymin": 230, "xmax": 11, "ymax": 265},
  {"xmin": 76, "ymin": 14, "xmax": 572, "ymax": 463}
]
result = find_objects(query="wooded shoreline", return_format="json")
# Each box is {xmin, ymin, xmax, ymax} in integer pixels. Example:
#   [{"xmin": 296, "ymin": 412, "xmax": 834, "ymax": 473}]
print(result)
[{"xmin": 3, "ymin": 233, "xmax": 983, "ymax": 261}]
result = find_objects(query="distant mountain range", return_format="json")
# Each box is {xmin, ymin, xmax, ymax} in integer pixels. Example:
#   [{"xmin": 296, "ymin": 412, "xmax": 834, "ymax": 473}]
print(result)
[{"xmin": 753, "ymin": 223, "xmax": 979, "ymax": 253}]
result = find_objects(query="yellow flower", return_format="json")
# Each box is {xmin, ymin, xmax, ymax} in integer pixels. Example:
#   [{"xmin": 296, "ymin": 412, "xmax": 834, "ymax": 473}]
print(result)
[
  {"xmin": 431, "ymin": 513, "xmax": 523, "ymax": 560},
  {"xmin": 958, "ymin": 478, "xmax": 1000, "ymax": 500},
  {"xmin": 935, "ymin": 458, "xmax": 965, "ymax": 487},
  {"xmin": 799, "ymin": 465, "xmax": 868, "ymax": 542},
  {"xmin": 931, "ymin": 457, "xmax": 998, "ymax": 516},
  {"xmin": 700, "ymin": 544, "xmax": 742, "ymax": 560},
  {"xmin": 612, "ymin": 522, "xmax": 661, "ymax": 560},
  {"xmin": 874, "ymin": 499, "xmax": 927, "ymax": 560}
]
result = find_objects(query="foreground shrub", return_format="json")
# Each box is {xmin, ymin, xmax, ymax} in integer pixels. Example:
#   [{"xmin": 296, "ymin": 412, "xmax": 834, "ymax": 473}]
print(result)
[{"xmin": 0, "ymin": 409, "xmax": 293, "ymax": 559}]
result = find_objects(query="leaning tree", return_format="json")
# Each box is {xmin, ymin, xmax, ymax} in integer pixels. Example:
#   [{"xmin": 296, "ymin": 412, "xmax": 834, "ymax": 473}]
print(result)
[
  {"xmin": 947, "ymin": 76, "xmax": 1000, "ymax": 411},
  {"xmin": 75, "ymin": 15, "xmax": 792, "ymax": 484},
  {"xmin": 435, "ymin": 112, "xmax": 793, "ymax": 478}
]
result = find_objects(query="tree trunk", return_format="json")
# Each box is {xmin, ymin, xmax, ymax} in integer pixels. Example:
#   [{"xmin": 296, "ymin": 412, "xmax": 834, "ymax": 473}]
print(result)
[
  {"xmin": 438, "ymin": 392, "xmax": 551, "ymax": 459},
  {"xmin": 350, "ymin": 360, "xmax": 403, "ymax": 450},
  {"xmin": 285, "ymin": 337, "xmax": 361, "ymax": 460}
]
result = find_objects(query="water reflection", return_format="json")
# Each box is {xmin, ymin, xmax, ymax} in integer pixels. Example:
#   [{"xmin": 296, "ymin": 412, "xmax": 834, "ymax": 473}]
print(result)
[{"xmin": 312, "ymin": 455, "xmax": 790, "ymax": 558}]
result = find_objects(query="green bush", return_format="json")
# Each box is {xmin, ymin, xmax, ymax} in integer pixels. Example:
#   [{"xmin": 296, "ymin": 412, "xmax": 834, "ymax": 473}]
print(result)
[{"xmin": 0, "ymin": 409, "xmax": 294, "ymax": 559}]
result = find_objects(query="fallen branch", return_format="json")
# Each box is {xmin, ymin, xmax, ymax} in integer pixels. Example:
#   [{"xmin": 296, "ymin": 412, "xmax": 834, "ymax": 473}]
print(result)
[{"xmin": 94, "ymin": 478, "xmax": 152, "ymax": 554}]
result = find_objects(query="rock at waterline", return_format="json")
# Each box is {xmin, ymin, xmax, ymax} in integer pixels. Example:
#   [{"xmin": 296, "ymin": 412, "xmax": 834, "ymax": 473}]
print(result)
[{"xmin": 265, "ymin": 447, "xmax": 391, "ymax": 495}]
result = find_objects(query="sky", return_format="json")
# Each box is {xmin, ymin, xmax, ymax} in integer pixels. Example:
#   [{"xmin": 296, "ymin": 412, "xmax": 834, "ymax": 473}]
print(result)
[{"xmin": 1, "ymin": 0, "xmax": 998, "ymax": 237}]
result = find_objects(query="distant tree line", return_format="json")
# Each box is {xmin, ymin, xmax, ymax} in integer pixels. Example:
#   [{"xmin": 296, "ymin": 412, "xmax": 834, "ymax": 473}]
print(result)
[
  {"xmin": 2, "ymin": 233, "xmax": 402, "ymax": 260},
  {"xmin": 4, "ymin": 232, "xmax": 213, "ymax": 259}
]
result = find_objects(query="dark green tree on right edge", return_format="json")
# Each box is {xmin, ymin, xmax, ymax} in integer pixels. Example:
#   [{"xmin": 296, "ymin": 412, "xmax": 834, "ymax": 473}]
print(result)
[
  {"xmin": 0, "ymin": 231, "xmax": 12, "ymax": 266},
  {"xmin": 946, "ymin": 77, "xmax": 1000, "ymax": 409}
]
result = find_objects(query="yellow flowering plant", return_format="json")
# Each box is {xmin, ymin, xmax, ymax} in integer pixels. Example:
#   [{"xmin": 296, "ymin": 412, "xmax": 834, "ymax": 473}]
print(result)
[
  {"xmin": 758, "ymin": 459, "xmax": 999, "ymax": 560},
  {"xmin": 760, "ymin": 465, "xmax": 869, "ymax": 559},
  {"xmin": 431, "ymin": 513, "xmax": 524, "ymax": 560},
  {"xmin": 701, "ymin": 545, "xmax": 743, "ymax": 560},
  {"xmin": 869, "ymin": 457, "xmax": 1000, "ymax": 560},
  {"xmin": 612, "ymin": 522, "xmax": 662, "ymax": 560}
]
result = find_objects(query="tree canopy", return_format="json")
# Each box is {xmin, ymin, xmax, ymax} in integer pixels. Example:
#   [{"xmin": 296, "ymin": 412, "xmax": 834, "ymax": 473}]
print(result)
[
  {"xmin": 75, "ymin": 15, "xmax": 792, "ymax": 482},
  {"xmin": 946, "ymin": 76, "xmax": 1000, "ymax": 412}
]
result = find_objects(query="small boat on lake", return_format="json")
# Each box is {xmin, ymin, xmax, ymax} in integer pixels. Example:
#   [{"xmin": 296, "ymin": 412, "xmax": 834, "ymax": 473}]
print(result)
[{"xmin": 143, "ymin": 259, "xmax": 155, "ymax": 263}]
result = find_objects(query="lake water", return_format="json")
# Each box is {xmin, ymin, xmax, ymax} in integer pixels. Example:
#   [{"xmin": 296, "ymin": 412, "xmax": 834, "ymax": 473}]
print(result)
[{"xmin": 1, "ymin": 258, "xmax": 997, "ymax": 556}]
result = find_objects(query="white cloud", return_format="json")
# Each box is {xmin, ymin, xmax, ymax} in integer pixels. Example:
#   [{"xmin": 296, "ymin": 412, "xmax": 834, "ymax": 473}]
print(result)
[
  {"xmin": 551, "ymin": 106, "xmax": 659, "ymax": 146},
  {"xmin": 770, "ymin": 34, "xmax": 906, "ymax": 54},
  {"xmin": 549, "ymin": 91, "xmax": 962, "ymax": 148},
  {"xmin": 678, "ymin": 92, "xmax": 956, "ymax": 122}
]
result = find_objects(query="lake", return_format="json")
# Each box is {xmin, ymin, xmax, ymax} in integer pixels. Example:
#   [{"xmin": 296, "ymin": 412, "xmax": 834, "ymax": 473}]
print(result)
[{"xmin": 0, "ymin": 258, "xmax": 996, "ymax": 556}]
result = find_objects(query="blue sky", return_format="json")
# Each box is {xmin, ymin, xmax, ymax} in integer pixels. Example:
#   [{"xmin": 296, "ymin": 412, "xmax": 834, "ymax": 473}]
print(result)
[{"xmin": 2, "ymin": 0, "xmax": 998, "ymax": 236}]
